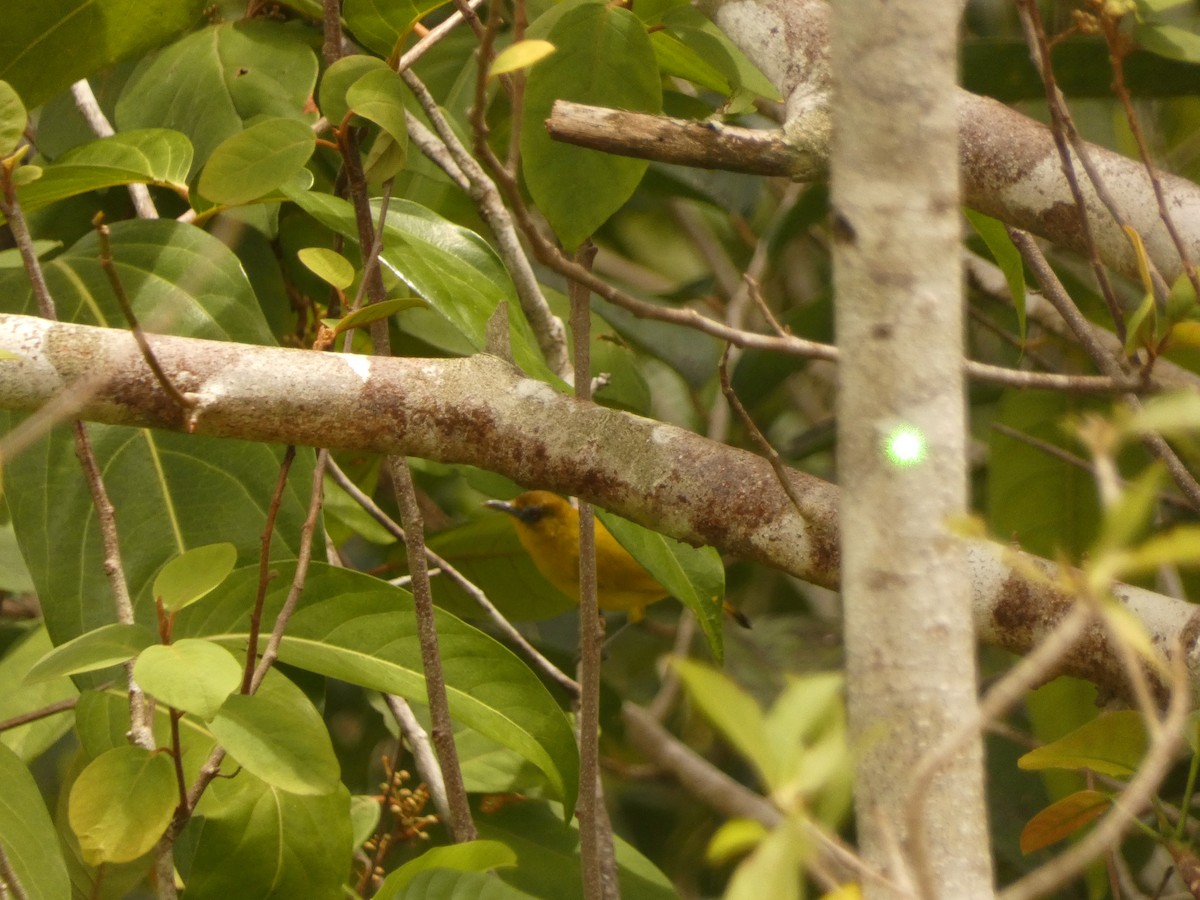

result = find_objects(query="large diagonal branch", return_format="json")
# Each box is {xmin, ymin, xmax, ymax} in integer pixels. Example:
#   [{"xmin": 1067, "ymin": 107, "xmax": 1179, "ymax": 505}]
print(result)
[
  {"xmin": 1, "ymin": 314, "xmax": 1195, "ymax": 700},
  {"xmin": 548, "ymin": 0, "xmax": 1200, "ymax": 284}
]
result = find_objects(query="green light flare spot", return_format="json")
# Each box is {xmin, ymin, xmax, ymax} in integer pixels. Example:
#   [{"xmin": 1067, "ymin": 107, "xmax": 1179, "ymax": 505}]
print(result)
[{"xmin": 884, "ymin": 424, "xmax": 927, "ymax": 468}]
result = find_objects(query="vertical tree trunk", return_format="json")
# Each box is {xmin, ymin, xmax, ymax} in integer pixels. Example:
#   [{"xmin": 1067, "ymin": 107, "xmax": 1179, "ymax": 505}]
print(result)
[{"xmin": 831, "ymin": 2, "xmax": 994, "ymax": 897}]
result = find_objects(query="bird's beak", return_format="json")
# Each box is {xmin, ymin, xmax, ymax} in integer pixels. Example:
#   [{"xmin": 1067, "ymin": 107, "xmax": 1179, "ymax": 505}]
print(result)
[{"xmin": 484, "ymin": 499, "xmax": 517, "ymax": 516}]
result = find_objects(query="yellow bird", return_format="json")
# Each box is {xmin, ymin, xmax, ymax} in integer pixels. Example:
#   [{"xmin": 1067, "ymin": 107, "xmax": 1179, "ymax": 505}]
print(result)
[{"xmin": 486, "ymin": 491, "xmax": 748, "ymax": 626}]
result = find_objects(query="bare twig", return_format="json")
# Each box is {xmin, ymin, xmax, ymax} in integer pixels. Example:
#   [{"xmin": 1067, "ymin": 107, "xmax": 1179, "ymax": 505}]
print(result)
[
  {"xmin": 1014, "ymin": 0, "xmax": 1129, "ymax": 336},
  {"xmin": 569, "ymin": 242, "xmax": 615, "ymax": 900},
  {"xmin": 94, "ymin": 218, "xmax": 196, "ymax": 410},
  {"xmin": 546, "ymin": 100, "xmax": 822, "ymax": 178},
  {"xmin": 395, "ymin": 0, "xmax": 485, "ymax": 74},
  {"xmin": 383, "ymin": 693, "xmax": 451, "ymax": 825},
  {"xmin": 250, "ymin": 449, "xmax": 328, "ymax": 692},
  {"xmin": 1100, "ymin": 13, "xmax": 1200, "ymax": 302},
  {"xmin": 906, "ymin": 599, "xmax": 1095, "ymax": 897},
  {"xmin": 1012, "ymin": 228, "xmax": 1200, "ymax": 511},
  {"xmin": 401, "ymin": 66, "xmax": 571, "ymax": 379},
  {"xmin": 70, "ymin": 80, "xmax": 158, "ymax": 219},
  {"xmin": 242, "ymin": 446, "xmax": 296, "ymax": 693},
  {"xmin": 0, "ymin": 841, "xmax": 30, "ymax": 900},
  {"xmin": 387, "ymin": 456, "xmax": 477, "ymax": 842},
  {"xmin": 0, "ymin": 696, "xmax": 79, "ymax": 732}
]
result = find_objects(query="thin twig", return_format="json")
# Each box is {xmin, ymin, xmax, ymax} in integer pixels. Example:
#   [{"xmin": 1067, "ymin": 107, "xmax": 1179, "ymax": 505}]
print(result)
[
  {"xmin": 383, "ymin": 694, "xmax": 451, "ymax": 824},
  {"xmin": 242, "ymin": 445, "xmax": 296, "ymax": 693},
  {"xmin": 0, "ymin": 841, "xmax": 30, "ymax": 900},
  {"xmin": 400, "ymin": 65, "xmax": 571, "ymax": 378},
  {"xmin": 94, "ymin": 218, "xmax": 195, "ymax": 410},
  {"xmin": 1015, "ymin": 0, "xmax": 1129, "ymax": 336},
  {"xmin": 570, "ymin": 242, "xmax": 614, "ymax": 900},
  {"xmin": 395, "ymin": 0, "xmax": 485, "ymax": 74},
  {"xmin": 1012, "ymin": 228, "xmax": 1200, "ymax": 510},
  {"xmin": 387, "ymin": 456, "xmax": 478, "ymax": 842},
  {"xmin": 0, "ymin": 696, "xmax": 79, "ymax": 732},
  {"xmin": 250, "ymin": 448, "xmax": 328, "ymax": 692},
  {"xmin": 324, "ymin": 459, "xmax": 579, "ymax": 696},
  {"xmin": 70, "ymin": 80, "xmax": 158, "ymax": 219},
  {"xmin": 1100, "ymin": 14, "xmax": 1200, "ymax": 301}
]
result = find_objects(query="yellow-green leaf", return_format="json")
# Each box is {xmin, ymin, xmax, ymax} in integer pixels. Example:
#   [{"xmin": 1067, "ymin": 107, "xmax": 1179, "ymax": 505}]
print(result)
[{"xmin": 489, "ymin": 40, "xmax": 557, "ymax": 78}]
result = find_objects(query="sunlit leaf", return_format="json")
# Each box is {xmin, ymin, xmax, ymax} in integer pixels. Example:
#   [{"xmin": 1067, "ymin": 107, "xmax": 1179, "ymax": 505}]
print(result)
[
  {"xmin": 1019, "ymin": 790, "xmax": 1110, "ymax": 853},
  {"xmin": 298, "ymin": 247, "xmax": 356, "ymax": 291},
  {"xmin": 133, "ymin": 639, "xmax": 241, "ymax": 720},
  {"xmin": 24, "ymin": 623, "xmax": 157, "ymax": 683},
  {"xmin": 153, "ymin": 542, "xmax": 238, "ymax": 612},
  {"xmin": 0, "ymin": 80, "xmax": 27, "ymax": 158},
  {"xmin": 489, "ymin": 40, "xmax": 557, "ymax": 78},
  {"xmin": 68, "ymin": 745, "xmax": 177, "ymax": 865},
  {"xmin": 1018, "ymin": 710, "xmax": 1147, "ymax": 777}
]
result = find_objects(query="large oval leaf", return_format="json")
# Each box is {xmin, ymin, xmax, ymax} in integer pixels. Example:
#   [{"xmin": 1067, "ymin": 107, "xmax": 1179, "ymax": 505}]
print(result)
[
  {"xmin": 68, "ymin": 745, "xmax": 177, "ymax": 865},
  {"xmin": 116, "ymin": 20, "xmax": 318, "ymax": 175},
  {"xmin": 180, "ymin": 771, "xmax": 353, "ymax": 900},
  {"xmin": 0, "ymin": 0, "xmax": 205, "ymax": 109},
  {"xmin": 207, "ymin": 670, "xmax": 341, "ymax": 795},
  {"xmin": 198, "ymin": 117, "xmax": 316, "ymax": 206},
  {"xmin": 174, "ymin": 563, "xmax": 580, "ymax": 818},
  {"xmin": 133, "ymin": 639, "xmax": 241, "ymax": 720},
  {"xmin": 343, "ymin": 0, "xmax": 451, "ymax": 55},
  {"xmin": 0, "ymin": 220, "xmax": 314, "ymax": 649},
  {"xmin": 522, "ymin": 0, "xmax": 662, "ymax": 249},
  {"xmin": 4, "ymin": 129, "xmax": 193, "ymax": 221},
  {"xmin": 0, "ymin": 742, "xmax": 70, "ymax": 900}
]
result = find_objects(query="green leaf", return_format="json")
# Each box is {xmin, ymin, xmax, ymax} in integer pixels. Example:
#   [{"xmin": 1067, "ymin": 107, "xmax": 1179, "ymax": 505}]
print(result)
[
  {"xmin": 649, "ymin": 31, "xmax": 731, "ymax": 95},
  {"xmin": 596, "ymin": 510, "xmax": 725, "ymax": 661},
  {"xmin": 328, "ymin": 297, "xmax": 424, "ymax": 335},
  {"xmin": 198, "ymin": 117, "xmax": 315, "ymax": 206},
  {"xmin": 68, "ymin": 745, "xmax": 177, "ymax": 865},
  {"xmin": 0, "ymin": 220, "xmax": 313, "ymax": 650},
  {"xmin": 0, "ymin": 0, "xmax": 206, "ymax": 109},
  {"xmin": 1136, "ymin": 21, "xmax": 1200, "ymax": 63},
  {"xmin": 346, "ymin": 68, "xmax": 409, "ymax": 150},
  {"xmin": 476, "ymin": 801, "xmax": 676, "ymax": 900},
  {"xmin": 1018, "ymin": 710, "xmax": 1147, "ymax": 777},
  {"xmin": 133, "ymin": 639, "xmax": 242, "ymax": 720},
  {"xmin": 298, "ymin": 247, "xmax": 356, "ymax": 291},
  {"xmin": 208, "ymin": 669, "xmax": 341, "ymax": 795},
  {"xmin": 179, "ymin": 768, "xmax": 353, "ymax": 900},
  {"xmin": 659, "ymin": 7, "xmax": 782, "ymax": 102},
  {"xmin": 0, "ymin": 240, "xmax": 58, "ymax": 269},
  {"xmin": 24, "ymin": 623, "xmax": 157, "ymax": 683},
  {"xmin": 966, "ymin": 209, "xmax": 1026, "ymax": 340},
  {"xmin": 672, "ymin": 659, "xmax": 776, "ymax": 787},
  {"xmin": 1019, "ymin": 790, "xmax": 1111, "ymax": 853},
  {"xmin": 0, "ymin": 742, "xmax": 70, "ymax": 900},
  {"xmin": 0, "ymin": 627, "xmax": 77, "ymax": 761},
  {"xmin": 1165, "ymin": 271, "xmax": 1197, "ymax": 323},
  {"xmin": 175, "ymin": 563, "xmax": 579, "ymax": 817},
  {"xmin": 489, "ymin": 40, "xmax": 558, "ymax": 79},
  {"xmin": 376, "ymin": 840, "xmax": 518, "ymax": 897},
  {"xmin": 344, "ymin": 0, "xmax": 451, "ymax": 55},
  {"xmin": 1113, "ymin": 525, "xmax": 1200, "ymax": 578},
  {"xmin": 1090, "ymin": 465, "xmax": 1162, "ymax": 561},
  {"xmin": 1124, "ymin": 390, "xmax": 1200, "ymax": 438},
  {"xmin": 723, "ymin": 819, "xmax": 808, "ymax": 900},
  {"xmin": 318, "ymin": 55, "xmax": 392, "ymax": 126},
  {"xmin": 387, "ymin": 869, "xmax": 540, "ymax": 900},
  {"xmin": 116, "ymin": 20, "xmax": 318, "ymax": 176},
  {"xmin": 350, "ymin": 794, "xmax": 382, "ymax": 847},
  {"xmin": 987, "ymin": 390, "xmax": 1102, "ymax": 559},
  {"xmin": 1124, "ymin": 290, "xmax": 1157, "ymax": 356},
  {"xmin": 0, "ymin": 80, "xmax": 27, "ymax": 158},
  {"xmin": 3, "ymin": 129, "xmax": 193, "ymax": 221},
  {"xmin": 153, "ymin": 542, "xmax": 238, "ymax": 612},
  {"xmin": 284, "ymin": 189, "xmax": 558, "ymax": 382},
  {"xmin": 523, "ymin": 0, "xmax": 662, "ymax": 250}
]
